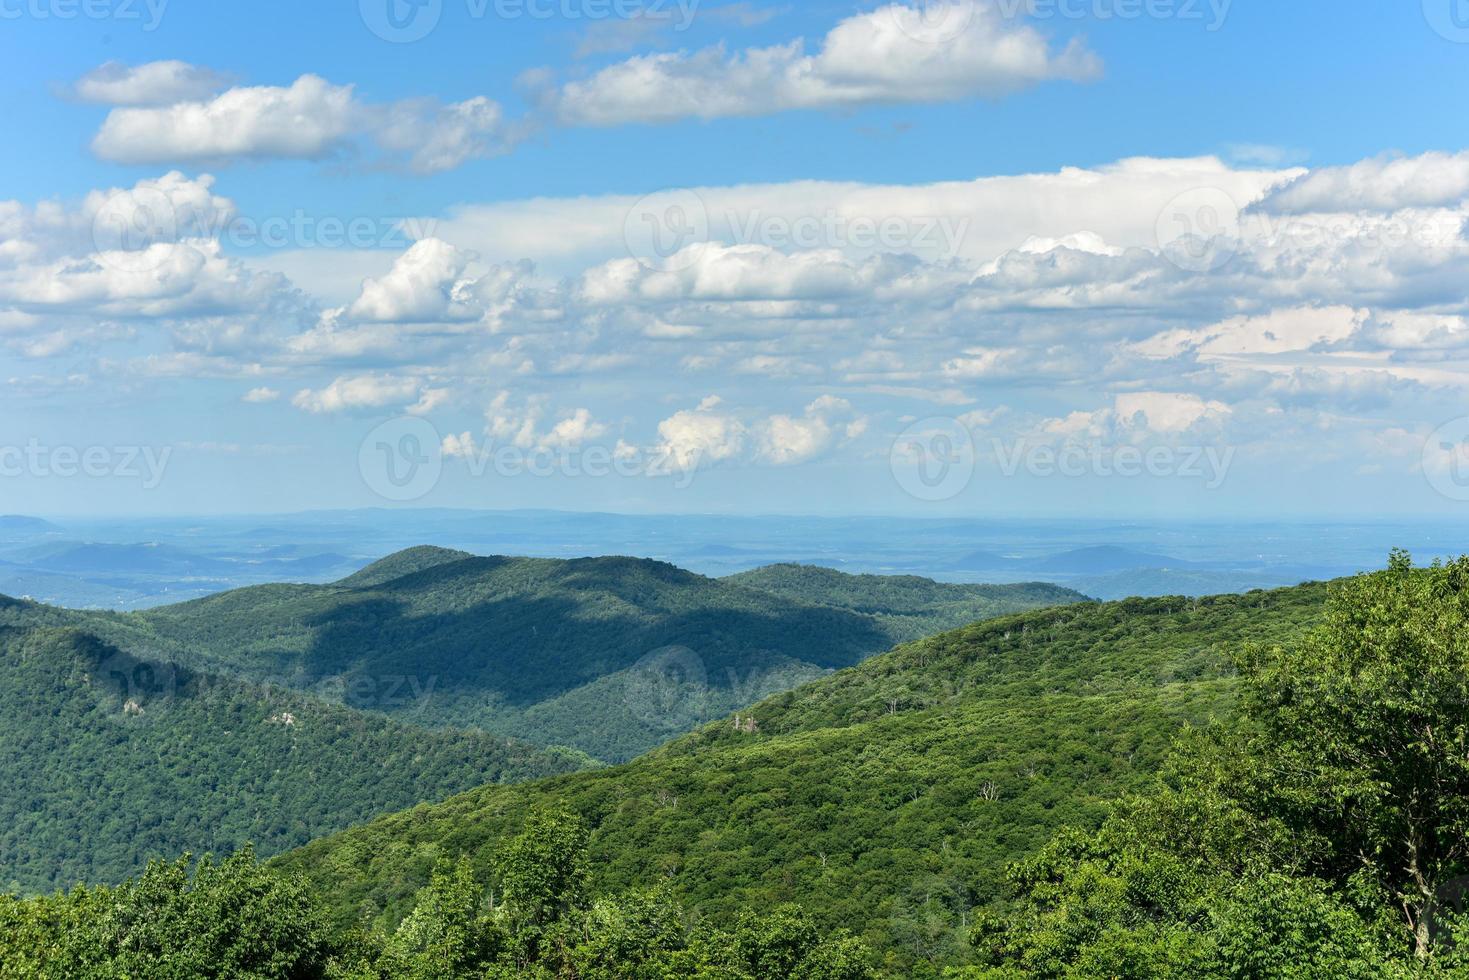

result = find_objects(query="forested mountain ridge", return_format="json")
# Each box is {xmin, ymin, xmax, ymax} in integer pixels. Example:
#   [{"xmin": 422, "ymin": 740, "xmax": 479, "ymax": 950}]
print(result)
[
  {"xmin": 0, "ymin": 620, "xmax": 592, "ymax": 895},
  {"xmin": 725, "ymin": 563, "xmax": 1082, "ymax": 644},
  {"xmin": 272, "ymin": 580, "xmax": 1327, "ymax": 968},
  {"xmin": 333, "ymin": 544, "xmax": 472, "ymax": 588},
  {"xmin": 50, "ymin": 551, "xmax": 1083, "ymax": 762},
  {"xmin": 0, "ymin": 554, "xmax": 1078, "ymax": 896},
  {"xmin": 14, "ymin": 561, "xmax": 1468, "ymax": 976}
]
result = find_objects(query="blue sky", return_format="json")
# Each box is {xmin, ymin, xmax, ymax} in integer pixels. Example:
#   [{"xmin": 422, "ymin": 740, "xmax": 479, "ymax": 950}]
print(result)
[{"xmin": 3, "ymin": 0, "xmax": 1469, "ymax": 518}]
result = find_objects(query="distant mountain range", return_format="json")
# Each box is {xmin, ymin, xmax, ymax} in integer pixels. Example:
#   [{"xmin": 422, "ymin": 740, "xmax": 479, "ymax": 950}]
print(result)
[
  {"xmin": 0, "ymin": 510, "xmax": 1427, "ymax": 610},
  {"xmin": 941, "ymin": 545, "xmax": 1324, "ymax": 599},
  {"xmin": 83, "ymin": 548, "xmax": 1082, "ymax": 762},
  {"xmin": 950, "ymin": 544, "xmax": 1188, "ymax": 574},
  {"xmin": 11, "ymin": 541, "xmax": 352, "ymax": 578},
  {"xmin": 0, "ymin": 515, "xmax": 61, "ymax": 534},
  {"xmin": 1012, "ymin": 544, "xmax": 1192, "ymax": 573},
  {"xmin": 0, "ymin": 550, "xmax": 1079, "ymax": 893},
  {"xmin": 0, "ymin": 533, "xmax": 362, "ymax": 609}
]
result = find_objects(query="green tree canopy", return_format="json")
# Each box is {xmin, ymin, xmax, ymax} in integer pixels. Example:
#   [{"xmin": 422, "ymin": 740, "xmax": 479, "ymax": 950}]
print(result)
[{"xmin": 979, "ymin": 554, "xmax": 1469, "ymax": 976}]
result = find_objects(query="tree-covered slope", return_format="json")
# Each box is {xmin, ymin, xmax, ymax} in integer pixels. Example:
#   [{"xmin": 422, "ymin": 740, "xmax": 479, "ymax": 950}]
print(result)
[
  {"xmin": 69, "ymin": 552, "xmax": 1084, "ymax": 762},
  {"xmin": 272, "ymin": 582, "xmax": 1326, "ymax": 968},
  {"xmin": 978, "ymin": 555, "xmax": 1469, "ymax": 976},
  {"xmin": 724, "ymin": 563, "xmax": 1084, "ymax": 644},
  {"xmin": 1, "ymin": 818, "xmax": 879, "ymax": 980},
  {"xmin": 0, "ymin": 619, "xmax": 591, "ymax": 895}
]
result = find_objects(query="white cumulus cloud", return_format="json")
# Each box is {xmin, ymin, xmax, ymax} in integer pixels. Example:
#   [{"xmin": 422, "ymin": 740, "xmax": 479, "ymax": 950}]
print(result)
[
  {"xmin": 755, "ymin": 396, "xmax": 865, "ymax": 465},
  {"xmin": 72, "ymin": 61, "xmax": 231, "ymax": 106},
  {"xmin": 655, "ymin": 396, "xmax": 748, "ymax": 469},
  {"xmin": 344, "ymin": 238, "xmax": 478, "ymax": 323},
  {"xmin": 292, "ymin": 374, "xmax": 423, "ymax": 413},
  {"xmin": 1114, "ymin": 392, "xmax": 1232, "ymax": 434},
  {"xmin": 92, "ymin": 75, "xmax": 359, "ymax": 164},
  {"xmin": 548, "ymin": 1, "xmax": 1100, "ymax": 126},
  {"xmin": 90, "ymin": 75, "xmax": 516, "ymax": 173},
  {"xmin": 1259, "ymin": 151, "xmax": 1469, "ymax": 213}
]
